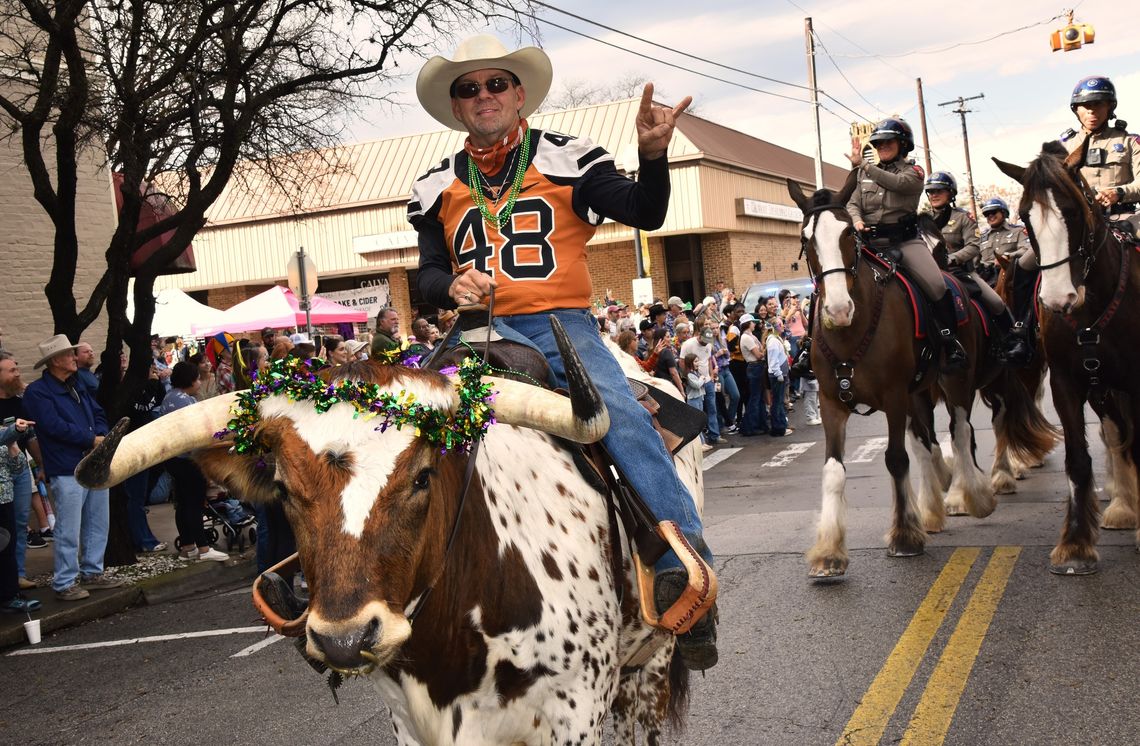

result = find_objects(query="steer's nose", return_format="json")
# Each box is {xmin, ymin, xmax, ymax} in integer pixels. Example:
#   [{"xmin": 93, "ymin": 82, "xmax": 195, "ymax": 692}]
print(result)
[{"xmin": 308, "ymin": 617, "xmax": 380, "ymax": 671}]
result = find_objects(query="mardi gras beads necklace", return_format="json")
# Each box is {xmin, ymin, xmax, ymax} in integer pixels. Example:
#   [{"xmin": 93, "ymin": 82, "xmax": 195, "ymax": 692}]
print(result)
[{"xmin": 467, "ymin": 126, "xmax": 531, "ymax": 230}]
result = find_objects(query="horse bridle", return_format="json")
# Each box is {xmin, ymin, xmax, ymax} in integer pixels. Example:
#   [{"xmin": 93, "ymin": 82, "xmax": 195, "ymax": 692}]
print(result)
[
  {"xmin": 799, "ymin": 202, "xmax": 861, "ymax": 283},
  {"xmin": 1025, "ymin": 172, "xmax": 1109, "ymax": 277}
]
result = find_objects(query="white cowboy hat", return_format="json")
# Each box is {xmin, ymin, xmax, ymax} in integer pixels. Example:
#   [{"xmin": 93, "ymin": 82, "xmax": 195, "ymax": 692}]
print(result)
[
  {"xmin": 416, "ymin": 34, "xmax": 553, "ymax": 131},
  {"xmin": 34, "ymin": 334, "xmax": 81, "ymax": 369}
]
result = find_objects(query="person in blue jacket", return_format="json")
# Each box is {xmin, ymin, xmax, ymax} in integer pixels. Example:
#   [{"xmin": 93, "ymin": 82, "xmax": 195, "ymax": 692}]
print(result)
[{"xmin": 22, "ymin": 335, "xmax": 122, "ymax": 601}]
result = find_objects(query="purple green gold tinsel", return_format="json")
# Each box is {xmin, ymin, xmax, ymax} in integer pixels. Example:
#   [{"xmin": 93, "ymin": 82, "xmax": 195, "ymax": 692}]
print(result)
[{"xmin": 215, "ymin": 356, "xmax": 495, "ymax": 456}]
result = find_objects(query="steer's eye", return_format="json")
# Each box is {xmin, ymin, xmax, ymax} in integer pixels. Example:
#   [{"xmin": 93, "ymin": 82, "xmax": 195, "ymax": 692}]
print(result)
[{"xmin": 412, "ymin": 468, "xmax": 433, "ymax": 492}]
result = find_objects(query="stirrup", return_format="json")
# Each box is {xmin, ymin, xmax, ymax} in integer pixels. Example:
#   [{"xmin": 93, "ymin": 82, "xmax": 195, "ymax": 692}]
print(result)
[
  {"xmin": 632, "ymin": 521, "xmax": 718, "ymax": 635},
  {"xmin": 252, "ymin": 552, "xmax": 309, "ymax": 637}
]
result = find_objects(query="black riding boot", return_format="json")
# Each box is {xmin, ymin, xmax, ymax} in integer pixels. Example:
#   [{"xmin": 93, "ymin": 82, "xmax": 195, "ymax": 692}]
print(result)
[
  {"xmin": 933, "ymin": 294, "xmax": 969, "ymax": 371},
  {"xmin": 991, "ymin": 310, "xmax": 1033, "ymax": 367}
]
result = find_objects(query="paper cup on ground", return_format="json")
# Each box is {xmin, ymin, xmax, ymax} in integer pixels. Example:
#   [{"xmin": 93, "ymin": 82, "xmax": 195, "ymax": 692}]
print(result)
[{"xmin": 23, "ymin": 619, "xmax": 41, "ymax": 644}]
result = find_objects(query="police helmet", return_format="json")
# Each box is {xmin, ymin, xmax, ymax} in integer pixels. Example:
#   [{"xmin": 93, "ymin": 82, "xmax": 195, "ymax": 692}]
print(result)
[
  {"xmin": 980, "ymin": 197, "xmax": 1009, "ymax": 218},
  {"xmin": 868, "ymin": 118, "xmax": 915, "ymax": 157},
  {"xmin": 924, "ymin": 171, "xmax": 958, "ymax": 197},
  {"xmin": 1070, "ymin": 76, "xmax": 1117, "ymax": 115}
]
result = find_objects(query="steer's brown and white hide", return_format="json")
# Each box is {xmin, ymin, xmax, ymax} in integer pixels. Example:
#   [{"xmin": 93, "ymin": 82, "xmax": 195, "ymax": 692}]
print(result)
[{"xmin": 194, "ymin": 358, "xmax": 701, "ymax": 745}]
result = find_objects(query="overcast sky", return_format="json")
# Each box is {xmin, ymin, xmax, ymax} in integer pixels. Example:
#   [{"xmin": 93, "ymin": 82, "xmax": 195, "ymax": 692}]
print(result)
[{"xmin": 347, "ymin": 0, "xmax": 1138, "ymax": 192}]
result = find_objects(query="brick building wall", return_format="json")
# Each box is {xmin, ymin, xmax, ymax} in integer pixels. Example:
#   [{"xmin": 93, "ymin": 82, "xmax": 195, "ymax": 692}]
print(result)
[
  {"xmin": 701, "ymin": 228, "xmax": 804, "ymax": 302},
  {"xmin": 586, "ymin": 237, "xmax": 667, "ymax": 308},
  {"xmin": 205, "ymin": 283, "xmax": 277, "ymax": 312},
  {"xmin": 0, "ymin": 139, "xmax": 114, "ymax": 369}
]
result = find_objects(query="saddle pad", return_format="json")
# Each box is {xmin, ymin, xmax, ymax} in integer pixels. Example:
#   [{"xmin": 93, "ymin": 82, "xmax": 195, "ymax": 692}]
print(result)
[{"xmin": 861, "ymin": 252, "xmax": 969, "ymax": 339}]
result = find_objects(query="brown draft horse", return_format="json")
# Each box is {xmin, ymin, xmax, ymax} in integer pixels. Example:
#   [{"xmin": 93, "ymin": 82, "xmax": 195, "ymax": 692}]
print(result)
[
  {"xmin": 995, "ymin": 140, "xmax": 1140, "ymax": 573},
  {"xmin": 994, "ymin": 253, "xmax": 1136, "ymax": 525},
  {"xmin": 787, "ymin": 172, "xmax": 997, "ymax": 580}
]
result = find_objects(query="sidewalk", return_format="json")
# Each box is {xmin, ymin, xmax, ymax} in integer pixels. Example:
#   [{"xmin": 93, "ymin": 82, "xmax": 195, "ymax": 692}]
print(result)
[{"xmin": 1, "ymin": 501, "xmax": 260, "ymax": 648}]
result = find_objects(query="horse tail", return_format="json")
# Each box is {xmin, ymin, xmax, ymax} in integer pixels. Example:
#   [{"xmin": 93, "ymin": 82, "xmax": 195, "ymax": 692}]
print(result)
[
  {"xmin": 665, "ymin": 644, "xmax": 691, "ymax": 731},
  {"xmin": 983, "ymin": 368, "xmax": 1059, "ymax": 465}
]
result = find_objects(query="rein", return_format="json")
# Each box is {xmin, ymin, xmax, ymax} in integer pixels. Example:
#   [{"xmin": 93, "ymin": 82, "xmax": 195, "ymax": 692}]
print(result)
[{"xmin": 407, "ymin": 291, "xmax": 495, "ymax": 624}]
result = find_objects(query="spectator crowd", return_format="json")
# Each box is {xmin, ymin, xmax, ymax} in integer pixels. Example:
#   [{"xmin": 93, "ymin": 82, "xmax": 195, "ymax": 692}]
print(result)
[{"xmin": 0, "ymin": 284, "xmax": 810, "ymax": 613}]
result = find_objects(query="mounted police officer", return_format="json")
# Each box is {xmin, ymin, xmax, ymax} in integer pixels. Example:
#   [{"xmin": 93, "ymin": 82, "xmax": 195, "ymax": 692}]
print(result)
[
  {"xmin": 845, "ymin": 118, "xmax": 967, "ymax": 370},
  {"xmin": 1059, "ymin": 75, "xmax": 1140, "ymax": 235},
  {"xmin": 984, "ymin": 196, "xmax": 1038, "ymax": 353},
  {"xmin": 978, "ymin": 197, "xmax": 1030, "ymax": 269},
  {"xmin": 923, "ymin": 173, "xmax": 1031, "ymax": 366}
]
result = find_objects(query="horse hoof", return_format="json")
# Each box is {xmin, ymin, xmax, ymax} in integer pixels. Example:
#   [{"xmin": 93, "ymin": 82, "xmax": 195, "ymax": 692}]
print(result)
[
  {"xmin": 887, "ymin": 546, "xmax": 924, "ymax": 558},
  {"xmin": 808, "ymin": 562, "xmax": 847, "ymax": 581},
  {"xmin": 1049, "ymin": 559, "xmax": 1098, "ymax": 576},
  {"xmin": 1101, "ymin": 508, "xmax": 1138, "ymax": 531},
  {"xmin": 945, "ymin": 505, "xmax": 969, "ymax": 517}
]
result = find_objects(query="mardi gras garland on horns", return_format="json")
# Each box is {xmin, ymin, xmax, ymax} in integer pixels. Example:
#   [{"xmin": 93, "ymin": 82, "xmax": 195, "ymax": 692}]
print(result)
[{"xmin": 215, "ymin": 355, "xmax": 496, "ymax": 456}]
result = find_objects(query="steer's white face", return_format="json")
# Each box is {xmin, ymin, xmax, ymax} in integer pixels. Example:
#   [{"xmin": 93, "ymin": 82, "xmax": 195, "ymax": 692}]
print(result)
[
  {"xmin": 803, "ymin": 212, "xmax": 855, "ymax": 328},
  {"xmin": 258, "ymin": 374, "xmax": 455, "ymax": 538}
]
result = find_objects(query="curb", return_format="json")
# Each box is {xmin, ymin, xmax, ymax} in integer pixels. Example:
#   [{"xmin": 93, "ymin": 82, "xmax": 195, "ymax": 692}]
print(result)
[{"xmin": 1, "ymin": 556, "xmax": 259, "ymax": 650}]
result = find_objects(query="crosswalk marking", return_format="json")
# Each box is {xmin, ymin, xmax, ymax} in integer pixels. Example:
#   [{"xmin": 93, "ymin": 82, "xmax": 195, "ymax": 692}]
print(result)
[
  {"xmin": 848, "ymin": 436, "xmax": 888, "ymax": 463},
  {"xmin": 702, "ymin": 447, "xmax": 741, "ymax": 471},
  {"xmin": 763, "ymin": 442, "xmax": 816, "ymax": 467}
]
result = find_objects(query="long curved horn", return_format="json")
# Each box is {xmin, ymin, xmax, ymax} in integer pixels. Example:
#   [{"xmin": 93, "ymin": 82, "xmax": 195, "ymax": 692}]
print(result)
[
  {"xmin": 76, "ymin": 392, "xmax": 240, "ymax": 488},
  {"xmin": 482, "ymin": 315, "xmax": 610, "ymax": 444}
]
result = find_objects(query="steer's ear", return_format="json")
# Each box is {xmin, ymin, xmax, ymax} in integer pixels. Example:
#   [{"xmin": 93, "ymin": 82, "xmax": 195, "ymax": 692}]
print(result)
[{"xmin": 196, "ymin": 443, "xmax": 280, "ymax": 504}]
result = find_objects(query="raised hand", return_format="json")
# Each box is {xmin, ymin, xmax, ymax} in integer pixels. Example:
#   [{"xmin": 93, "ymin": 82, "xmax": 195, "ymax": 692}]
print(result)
[{"xmin": 636, "ymin": 83, "xmax": 692, "ymax": 160}]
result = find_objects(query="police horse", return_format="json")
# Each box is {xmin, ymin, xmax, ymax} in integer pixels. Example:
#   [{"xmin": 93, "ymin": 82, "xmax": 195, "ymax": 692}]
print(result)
[{"xmin": 995, "ymin": 140, "xmax": 1140, "ymax": 572}]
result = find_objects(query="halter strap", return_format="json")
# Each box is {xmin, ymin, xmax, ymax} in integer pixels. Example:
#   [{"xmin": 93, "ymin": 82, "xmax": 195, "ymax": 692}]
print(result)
[{"xmin": 407, "ymin": 289, "xmax": 496, "ymax": 624}]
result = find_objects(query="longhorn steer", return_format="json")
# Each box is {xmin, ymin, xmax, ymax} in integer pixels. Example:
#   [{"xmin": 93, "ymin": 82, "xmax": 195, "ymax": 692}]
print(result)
[{"xmin": 77, "ymin": 322, "xmax": 693, "ymax": 745}]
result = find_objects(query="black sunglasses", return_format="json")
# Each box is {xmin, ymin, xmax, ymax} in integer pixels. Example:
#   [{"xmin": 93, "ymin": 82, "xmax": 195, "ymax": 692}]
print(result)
[{"xmin": 453, "ymin": 77, "xmax": 514, "ymax": 99}]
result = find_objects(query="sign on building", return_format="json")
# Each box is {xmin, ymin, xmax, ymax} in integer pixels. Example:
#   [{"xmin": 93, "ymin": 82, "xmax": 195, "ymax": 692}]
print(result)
[
  {"xmin": 321, "ymin": 278, "xmax": 390, "ymax": 320},
  {"xmin": 735, "ymin": 198, "xmax": 804, "ymax": 223}
]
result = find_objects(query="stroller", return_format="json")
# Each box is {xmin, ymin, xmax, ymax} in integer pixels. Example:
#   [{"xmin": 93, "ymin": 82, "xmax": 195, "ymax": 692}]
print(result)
[{"xmin": 202, "ymin": 487, "xmax": 257, "ymax": 553}]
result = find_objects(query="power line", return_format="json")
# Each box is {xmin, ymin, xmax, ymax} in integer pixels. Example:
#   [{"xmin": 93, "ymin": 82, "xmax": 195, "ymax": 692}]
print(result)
[
  {"xmin": 822, "ymin": 12, "xmax": 1070, "ymax": 59},
  {"xmin": 532, "ymin": 1, "xmax": 812, "ymax": 92},
  {"xmin": 810, "ymin": 29, "xmax": 882, "ymax": 119},
  {"xmin": 522, "ymin": 1, "xmax": 873, "ymax": 124},
  {"xmin": 494, "ymin": 2, "xmax": 812, "ymax": 105}
]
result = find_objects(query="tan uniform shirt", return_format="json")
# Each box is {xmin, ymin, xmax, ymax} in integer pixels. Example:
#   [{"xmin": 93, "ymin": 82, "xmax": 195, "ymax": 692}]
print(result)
[
  {"xmin": 846, "ymin": 158, "xmax": 925, "ymax": 225},
  {"xmin": 928, "ymin": 206, "xmax": 980, "ymax": 266},
  {"xmin": 979, "ymin": 222, "xmax": 1030, "ymax": 265},
  {"xmin": 1061, "ymin": 124, "xmax": 1140, "ymax": 201}
]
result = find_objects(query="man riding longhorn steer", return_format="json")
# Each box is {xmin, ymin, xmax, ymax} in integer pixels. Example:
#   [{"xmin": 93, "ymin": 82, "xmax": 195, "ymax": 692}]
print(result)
[{"xmin": 408, "ymin": 35, "xmax": 716, "ymax": 670}]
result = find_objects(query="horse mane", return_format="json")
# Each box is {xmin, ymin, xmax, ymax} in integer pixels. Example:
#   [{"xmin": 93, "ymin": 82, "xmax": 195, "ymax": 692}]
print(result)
[{"xmin": 1021, "ymin": 140, "xmax": 1078, "ymax": 213}]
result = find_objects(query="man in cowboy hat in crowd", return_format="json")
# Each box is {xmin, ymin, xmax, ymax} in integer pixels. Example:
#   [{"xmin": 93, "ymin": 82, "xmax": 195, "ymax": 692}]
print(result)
[
  {"xmin": 409, "ymin": 35, "xmax": 716, "ymax": 669},
  {"xmin": 22, "ymin": 335, "xmax": 121, "ymax": 600}
]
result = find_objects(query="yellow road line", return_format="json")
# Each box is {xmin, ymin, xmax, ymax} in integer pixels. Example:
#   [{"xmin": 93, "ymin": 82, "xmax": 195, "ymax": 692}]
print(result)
[
  {"xmin": 900, "ymin": 546, "xmax": 1021, "ymax": 746},
  {"xmin": 836, "ymin": 547, "xmax": 980, "ymax": 746}
]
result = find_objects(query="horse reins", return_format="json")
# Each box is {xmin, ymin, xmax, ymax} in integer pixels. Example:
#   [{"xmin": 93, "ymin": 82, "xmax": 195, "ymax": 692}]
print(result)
[
  {"xmin": 800, "ymin": 203, "xmax": 888, "ymax": 416},
  {"xmin": 407, "ymin": 290, "xmax": 495, "ymax": 624}
]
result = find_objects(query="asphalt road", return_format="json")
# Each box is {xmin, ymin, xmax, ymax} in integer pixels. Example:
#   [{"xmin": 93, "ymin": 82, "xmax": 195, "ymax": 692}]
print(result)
[{"xmin": 4, "ymin": 390, "xmax": 1139, "ymax": 746}]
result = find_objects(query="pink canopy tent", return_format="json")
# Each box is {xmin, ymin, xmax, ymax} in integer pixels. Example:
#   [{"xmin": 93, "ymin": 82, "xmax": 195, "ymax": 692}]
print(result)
[{"xmin": 191, "ymin": 285, "xmax": 368, "ymax": 336}]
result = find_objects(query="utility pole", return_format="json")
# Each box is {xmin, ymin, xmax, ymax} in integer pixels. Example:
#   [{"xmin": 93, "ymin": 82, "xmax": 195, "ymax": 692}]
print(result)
[
  {"xmin": 804, "ymin": 17, "xmax": 824, "ymax": 189},
  {"xmin": 915, "ymin": 78, "xmax": 932, "ymax": 175},
  {"xmin": 939, "ymin": 93, "xmax": 984, "ymax": 220}
]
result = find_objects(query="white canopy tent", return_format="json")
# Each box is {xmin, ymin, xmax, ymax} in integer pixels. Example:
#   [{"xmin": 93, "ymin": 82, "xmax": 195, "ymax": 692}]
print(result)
[{"xmin": 127, "ymin": 285, "xmax": 226, "ymax": 339}]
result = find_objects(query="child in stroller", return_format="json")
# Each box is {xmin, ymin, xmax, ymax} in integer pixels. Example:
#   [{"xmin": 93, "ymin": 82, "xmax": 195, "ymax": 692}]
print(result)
[{"xmin": 203, "ymin": 484, "xmax": 257, "ymax": 552}]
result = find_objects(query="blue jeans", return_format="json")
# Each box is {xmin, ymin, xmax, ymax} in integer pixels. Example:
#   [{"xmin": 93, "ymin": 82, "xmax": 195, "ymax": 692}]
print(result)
[
  {"xmin": 700, "ymin": 381, "xmax": 720, "ymax": 441},
  {"xmin": 493, "ymin": 309, "xmax": 711, "ymax": 569},
  {"xmin": 745, "ymin": 362, "xmax": 769, "ymax": 434},
  {"xmin": 718, "ymin": 368, "xmax": 740, "ymax": 428},
  {"xmin": 49, "ymin": 475, "xmax": 109, "ymax": 591},
  {"xmin": 10, "ymin": 465, "xmax": 31, "ymax": 578},
  {"xmin": 769, "ymin": 377, "xmax": 789, "ymax": 435},
  {"xmin": 123, "ymin": 470, "xmax": 161, "ymax": 551}
]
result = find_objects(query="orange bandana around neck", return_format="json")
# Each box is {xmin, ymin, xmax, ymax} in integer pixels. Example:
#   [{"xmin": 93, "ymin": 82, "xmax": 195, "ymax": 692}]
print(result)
[{"xmin": 464, "ymin": 120, "xmax": 527, "ymax": 176}]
